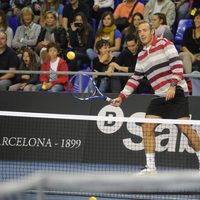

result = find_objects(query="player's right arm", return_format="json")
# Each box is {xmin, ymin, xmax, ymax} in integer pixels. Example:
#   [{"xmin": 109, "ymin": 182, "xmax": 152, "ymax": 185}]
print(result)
[
  {"xmin": 111, "ymin": 61, "xmax": 144, "ymax": 107},
  {"xmin": 111, "ymin": 96, "xmax": 122, "ymax": 107}
]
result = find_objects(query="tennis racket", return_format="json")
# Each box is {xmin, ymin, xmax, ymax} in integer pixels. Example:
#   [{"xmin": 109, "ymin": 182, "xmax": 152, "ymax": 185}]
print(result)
[{"xmin": 68, "ymin": 73, "xmax": 112, "ymax": 103}]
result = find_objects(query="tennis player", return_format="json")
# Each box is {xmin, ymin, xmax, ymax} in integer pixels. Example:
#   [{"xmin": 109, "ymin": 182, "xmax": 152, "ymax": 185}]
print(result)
[{"xmin": 112, "ymin": 20, "xmax": 200, "ymax": 174}]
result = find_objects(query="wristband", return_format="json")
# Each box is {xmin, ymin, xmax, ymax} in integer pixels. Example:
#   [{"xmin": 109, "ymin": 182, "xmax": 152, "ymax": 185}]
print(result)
[{"xmin": 170, "ymin": 82, "xmax": 177, "ymax": 87}]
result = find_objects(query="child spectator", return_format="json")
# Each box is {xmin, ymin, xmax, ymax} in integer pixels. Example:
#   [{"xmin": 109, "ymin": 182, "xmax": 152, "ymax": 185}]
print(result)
[
  {"xmin": 11, "ymin": 7, "xmax": 41, "ymax": 53},
  {"xmin": 40, "ymin": 0, "xmax": 64, "ymax": 27},
  {"xmin": 151, "ymin": 12, "xmax": 174, "ymax": 41},
  {"xmin": 0, "ymin": 10, "xmax": 13, "ymax": 47},
  {"xmin": 35, "ymin": 11, "xmax": 67, "ymax": 64},
  {"xmin": 93, "ymin": 39, "xmax": 121, "ymax": 93},
  {"xmin": 32, "ymin": 42, "xmax": 69, "ymax": 92},
  {"xmin": 66, "ymin": 12, "xmax": 93, "ymax": 71},
  {"xmin": 8, "ymin": 47, "xmax": 40, "ymax": 91}
]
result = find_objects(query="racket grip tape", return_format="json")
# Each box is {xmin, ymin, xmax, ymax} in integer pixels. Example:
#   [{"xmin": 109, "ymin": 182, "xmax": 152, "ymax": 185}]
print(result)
[{"xmin": 105, "ymin": 97, "xmax": 113, "ymax": 103}]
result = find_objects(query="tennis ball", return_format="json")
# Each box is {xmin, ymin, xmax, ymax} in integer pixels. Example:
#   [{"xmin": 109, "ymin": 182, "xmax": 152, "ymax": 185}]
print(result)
[
  {"xmin": 42, "ymin": 84, "xmax": 47, "ymax": 90},
  {"xmin": 67, "ymin": 51, "xmax": 75, "ymax": 60},
  {"xmin": 89, "ymin": 197, "xmax": 97, "ymax": 200}
]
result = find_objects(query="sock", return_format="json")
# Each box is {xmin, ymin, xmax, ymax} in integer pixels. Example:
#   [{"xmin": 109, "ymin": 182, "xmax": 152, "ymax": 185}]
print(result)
[
  {"xmin": 146, "ymin": 153, "xmax": 156, "ymax": 169},
  {"xmin": 196, "ymin": 151, "xmax": 200, "ymax": 169}
]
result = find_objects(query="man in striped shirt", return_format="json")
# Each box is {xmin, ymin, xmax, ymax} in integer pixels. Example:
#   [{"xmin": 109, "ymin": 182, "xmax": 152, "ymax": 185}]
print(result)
[{"xmin": 112, "ymin": 20, "xmax": 200, "ymax": 174}]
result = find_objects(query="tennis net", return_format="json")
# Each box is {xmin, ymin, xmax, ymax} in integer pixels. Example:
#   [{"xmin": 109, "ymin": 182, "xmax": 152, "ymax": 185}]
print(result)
[
  {"xmin": 0, "ymin": 171, "xmax": 200, "ymax": 200},
  {"xmin": 0, "ymin": 111, "xmax": 200, "ymax": 181}
]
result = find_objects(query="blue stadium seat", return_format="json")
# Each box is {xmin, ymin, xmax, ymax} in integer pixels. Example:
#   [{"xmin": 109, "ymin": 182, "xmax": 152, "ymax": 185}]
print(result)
[
  {"xmin": 137, "ymin": 0, "xmax": 145, "ymax": 4},
  {"xmin": 7, "ymin": 16, "xmax": 19, "ymax": 35},
  {"xmin": 174, "ymin": 19, "xmax": 193, "ymax": 45},
  {"xmin": 91, "ymin": 18, "xmax": 97, "ymax": 39},
  {"xmin": 114, "ymin": 0, "xmax": 121, "ymax": 9}
]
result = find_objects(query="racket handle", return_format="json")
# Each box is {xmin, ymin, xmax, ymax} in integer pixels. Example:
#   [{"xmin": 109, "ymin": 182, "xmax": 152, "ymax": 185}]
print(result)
[{"xmin": 105, "ymin": 97, "xmax": 113, "ymax": 103}]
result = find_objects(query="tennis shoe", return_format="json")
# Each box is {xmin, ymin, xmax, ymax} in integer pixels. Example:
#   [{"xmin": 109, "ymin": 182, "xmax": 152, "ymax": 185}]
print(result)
[{"xmin": 137, "ymin": 166, "xmax": 157, "ymax": 175}]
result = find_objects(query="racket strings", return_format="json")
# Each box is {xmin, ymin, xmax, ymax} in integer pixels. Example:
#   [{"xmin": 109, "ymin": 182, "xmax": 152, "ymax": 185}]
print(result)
[{"xmin": 69, "ymin": 74, "xmax": 97, "ymax": 100}]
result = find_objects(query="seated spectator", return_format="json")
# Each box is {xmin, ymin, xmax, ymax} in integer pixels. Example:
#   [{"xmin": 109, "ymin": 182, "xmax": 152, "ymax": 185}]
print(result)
[
  {"xmin": 114, "ymin": 0, "xmax": 144, "ymax": 31},
  {"xmin": 91, "ymin": 0, "xmax": 114, "ymax": 27},
  {"xmin": 0, "ymin": 31, "xmax": 19, "ymax": 91},
  {"xmin": 32, "ymin": 42, "xmax": 69, "ymax": 92},
  {"xmin": 11, "ymin": 7, "xmax": 41, "ymax": 53},
  {"xmin": 122, "ymin": 12, "xmax": 144, "ymax": 38},
  {"xmin": 93, "ymin": 39, "xmax": 121, "ymax": 93},
  {"xmin": 35, "ymin": 11, "xmax": 67, "ymax": 63},
  {"xmin": 144, "ymin": 0, "xmax": 176, "ymax": 27},
  {"xmin": 62, "ymin": 0, "xmax": 89, "ymax": 30},
  {"xmin": 66, "ymin": 12, "xmax": 93, "ymax": 71},
  {"xmin": 185, "ymin": 0, "xmax": 200, "ymax": 19},
  {"xmin": 179, "ymin": 9, "xmax": 200, "ymax": 74},
  {"xmin": 190, "ymin": 71, "xmax": 200, "ymax": 96},
  {"xmin": 9, "ymin": 0, "xmax": 32, "ymax": 20},
  {"xmin": 0, "ymin": 0, "xmax": 11, "ymax": 14},
  {"xmin": 173, "ymin": 0, "xmax": 189, "ymax": 22},
  {"xmin": 0, "ymin": 10, "xmax": 13, "ymax": 47},
  {"xmin": 40, "ymin": 0, "xmax": 64, "ymax": 27},
  {"xmin": 108, "ymin": 34, "xmax": 153, "ymax": 94},
  {"xmin": 151, "ymin": 12, "xmax": 174, "ymax": 41},
  {"xmin": 31, "ymin": 0, "xmax": 43, "ymax": 23},
  {"xmin": 8, "ymin": 47, "xmax": 40, "ymax": 91},
  {"xmin": 87, "ymin": 11, "xmax": 122, "ymax": 61}
]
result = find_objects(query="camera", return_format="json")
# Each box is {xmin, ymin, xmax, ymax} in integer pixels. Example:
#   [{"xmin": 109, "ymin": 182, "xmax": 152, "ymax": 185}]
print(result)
[{"xmin": 74, "ymin": 22, "xmax": 83, "ymax": 28}]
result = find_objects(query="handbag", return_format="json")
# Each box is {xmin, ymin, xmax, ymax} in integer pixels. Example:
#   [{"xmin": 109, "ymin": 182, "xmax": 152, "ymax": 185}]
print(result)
[{"xmin": 115, "ymin": 2, "xmax": 138, "ymax": 31}]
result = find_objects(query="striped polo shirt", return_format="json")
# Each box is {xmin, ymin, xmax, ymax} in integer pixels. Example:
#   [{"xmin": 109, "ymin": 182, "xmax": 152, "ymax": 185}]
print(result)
[{"xmin": 119, "ymin": 37, "xmax": 188, "ymax": 100}]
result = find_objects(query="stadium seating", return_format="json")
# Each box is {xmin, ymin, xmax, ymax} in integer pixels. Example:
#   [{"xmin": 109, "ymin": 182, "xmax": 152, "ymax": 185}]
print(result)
[
  {"xmin": 7, "ymin": 16, "xmax": 19, "ymax": 35},
  {"xmin": 174, "ymin": 19, "xmax": 193, "ymax": 45}
]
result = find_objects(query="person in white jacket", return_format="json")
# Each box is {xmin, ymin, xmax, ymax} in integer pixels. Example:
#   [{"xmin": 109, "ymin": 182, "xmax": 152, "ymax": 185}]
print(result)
[{"xmin": 144, "ymin": 0, "xmax": 176, "ymax": 27}]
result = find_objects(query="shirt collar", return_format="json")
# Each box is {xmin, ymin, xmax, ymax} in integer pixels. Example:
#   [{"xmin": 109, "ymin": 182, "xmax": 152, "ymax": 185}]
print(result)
[{"xmin": 142, "ymin": 36, "xmax": 158, "ymax": 51}]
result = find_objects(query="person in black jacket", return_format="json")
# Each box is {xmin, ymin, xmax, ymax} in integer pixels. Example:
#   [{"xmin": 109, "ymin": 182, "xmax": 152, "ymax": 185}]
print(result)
[
  {"xmin": 108, "ymin": 34, "xmax": 153, "ymax": 94},
  {"xmin": 66, "ymin": 12, "xmax": 93, "ymax": 71},
  {"xmin": 35, "ymin": 11, "xmax": 67, "ymax": 63}
]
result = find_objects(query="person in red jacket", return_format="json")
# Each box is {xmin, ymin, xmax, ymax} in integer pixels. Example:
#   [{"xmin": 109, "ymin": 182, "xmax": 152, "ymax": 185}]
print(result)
[{"xmin": 32, "ymin": 42, "xmax": 69, "ymax": 92}]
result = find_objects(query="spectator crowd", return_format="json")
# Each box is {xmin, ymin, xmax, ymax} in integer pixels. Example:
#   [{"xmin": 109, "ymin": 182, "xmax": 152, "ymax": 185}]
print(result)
[{"xmin": 0, "ymin": 0, "xmax": 199, "ymax": 94}]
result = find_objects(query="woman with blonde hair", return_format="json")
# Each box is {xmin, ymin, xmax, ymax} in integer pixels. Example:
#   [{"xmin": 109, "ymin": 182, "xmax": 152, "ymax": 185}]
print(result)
[
  {"xmin": 39, "ymin": 0, "xmax": 64, "ymax": 27},
  {"xmin": 11, "ymin": 7, "xmax": 41, "ymax": 52}
]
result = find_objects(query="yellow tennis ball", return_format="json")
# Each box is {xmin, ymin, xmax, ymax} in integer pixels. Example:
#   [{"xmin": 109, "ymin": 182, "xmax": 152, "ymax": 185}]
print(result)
[
  {"xmin": 67, "ymin": 51, "xmax": 75, "ymax": 60},
  {"xmin": 42, "ymin": 84, "xmax": 47, "ymax": 90},
  {"xmin": 89, "ymin": 197, "xmax": 97, "ymax": 200}
]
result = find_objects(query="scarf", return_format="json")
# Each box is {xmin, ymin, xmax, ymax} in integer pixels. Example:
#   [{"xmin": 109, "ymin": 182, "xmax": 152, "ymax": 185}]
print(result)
[
  {"xmin": 97, "ymin": 24, "xmax": 117, "ymax": 46},
  {"xmin": 44, "ymin": 25, "xmax": 57, "ymax": 42},
  {"xmin": 23, "ymin": 22, "xmax": 34, "ymax": 40}
]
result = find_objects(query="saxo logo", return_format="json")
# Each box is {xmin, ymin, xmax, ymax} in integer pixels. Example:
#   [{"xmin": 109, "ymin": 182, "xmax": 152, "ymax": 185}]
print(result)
[{"xmin": 97, "ymin": 105, "xmax": 196, "ymax": 153}]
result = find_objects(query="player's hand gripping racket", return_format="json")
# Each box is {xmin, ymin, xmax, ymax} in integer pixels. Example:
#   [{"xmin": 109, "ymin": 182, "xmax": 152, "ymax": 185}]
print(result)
[{"xmin": 68, "ymin": 73, "xmax": 112, "ymax": 103}]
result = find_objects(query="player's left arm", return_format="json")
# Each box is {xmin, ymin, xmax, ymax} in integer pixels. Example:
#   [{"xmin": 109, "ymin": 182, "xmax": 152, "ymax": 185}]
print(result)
[{"xmin": 164, "ymin": 40, "xmax": 184, "ymax": 100}]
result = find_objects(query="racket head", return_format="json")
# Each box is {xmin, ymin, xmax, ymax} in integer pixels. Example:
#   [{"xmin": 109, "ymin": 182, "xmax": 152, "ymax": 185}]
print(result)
[{"xmin": 68, "ymin": 73, "xmax": 98, "ymax": 100}]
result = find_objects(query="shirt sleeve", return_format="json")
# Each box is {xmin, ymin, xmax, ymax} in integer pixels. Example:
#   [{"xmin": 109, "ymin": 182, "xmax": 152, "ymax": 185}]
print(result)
[
  {"xmin": 164, "ymin": 40, "xmax": 184, "ymax": 84},
  {"xmin": 119, "ymin": 60, "xmax": 144, "ymax": 100}
]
